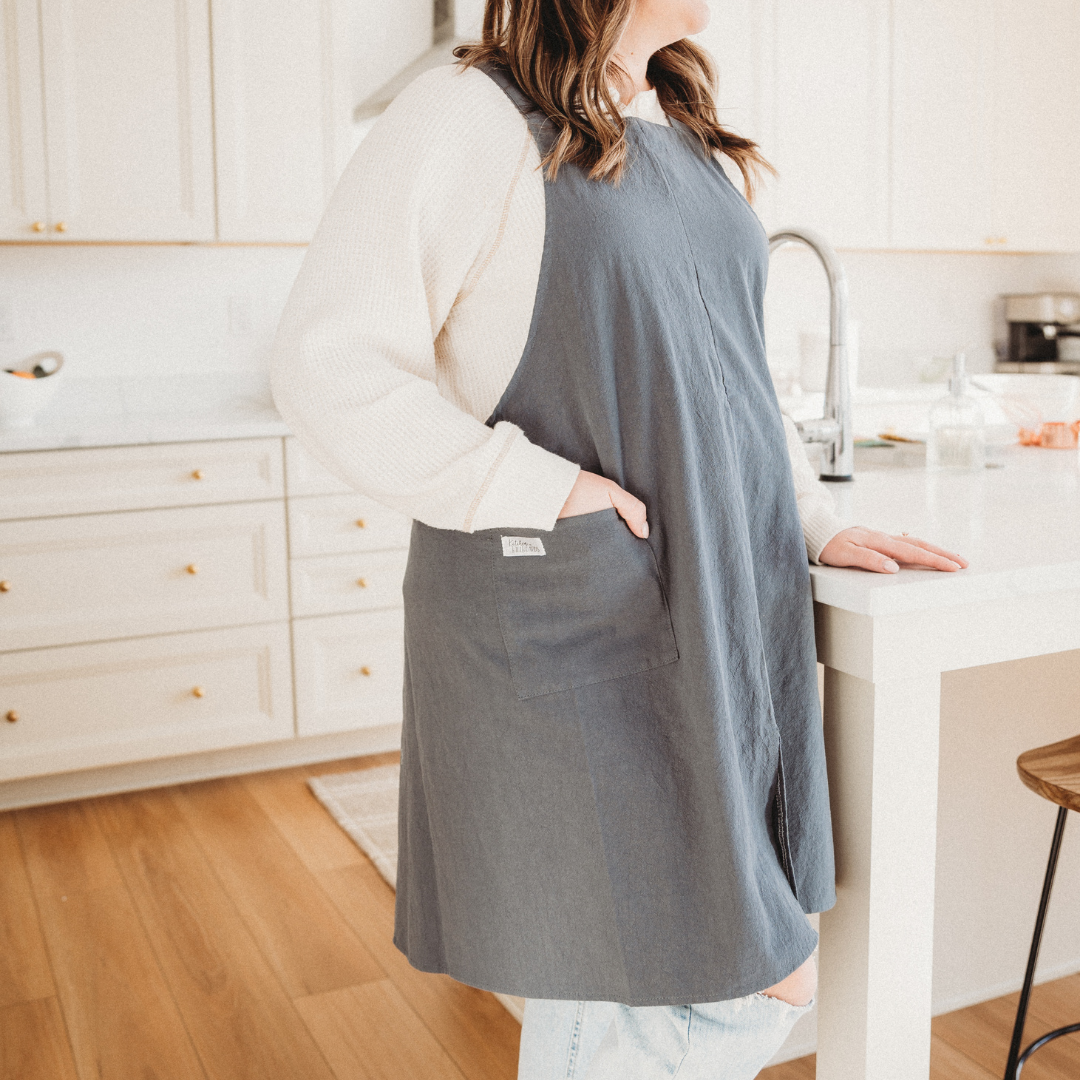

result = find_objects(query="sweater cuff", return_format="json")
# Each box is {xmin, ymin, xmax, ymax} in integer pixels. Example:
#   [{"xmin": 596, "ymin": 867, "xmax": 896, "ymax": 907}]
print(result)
[
  {"xmin": 467, "ymin": 423, "xmax": 581, "ymax": 532},
  {"xmin": 800, "ymin": 501, "xmax": 851, "ymax": 565}
]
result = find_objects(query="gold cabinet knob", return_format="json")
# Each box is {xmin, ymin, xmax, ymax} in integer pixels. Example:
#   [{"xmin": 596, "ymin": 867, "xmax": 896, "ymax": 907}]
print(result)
[
  {"xmin": 356, "ymin": 577, "xmax": 367, "ymax": 588},
  {"xmin": 31, "ymin": 221, "xmax": 45, "ymax": 232},
  {"xmin": 54, "ymin": 221, "xmax": 67, "ymax": 233},
  {"xmin": 192, "ymin": 687, "xmax": 205, "ymax": 698},
  {"xmin": 5, "ymin": 710, "xmax": 17, "ymax": 723},
  {"xmin": 191, "ymin": 469, "xmax": 204, "ymax": 480},
  {"xmin": 186, "ymin": 564, "xmax": 199, "ymax": 575},
  {"xmin": 355, "ymin": 519, "xmax": 366, "ymax": 528},
  {"xmin": 0, "ymin": 580, "xmax": 9, "ymax": 592},
  {"xmin": 360, "ymin": 666, "xmax": 372, "ymax": 676}
]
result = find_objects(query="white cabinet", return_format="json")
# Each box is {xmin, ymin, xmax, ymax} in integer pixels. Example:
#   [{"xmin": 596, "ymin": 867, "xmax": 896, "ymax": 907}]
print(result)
[
  {"xmin": 0, "ymin": 438, "xmax": 284, "ymax": 521},
  {"xmin": 0, "ymin": 434, "xmax": 409, "ymax": 786},
  {"xmin": 38, "ymin": 0, "xmax": 215, "ymax": 241},
  {"xmin": 891, "ymin": 0, "xmax": 995, "ymax": 250},
  {"xmin": 293, "ymin": 609, "xmax": 404, "ymax": 736},
  {"xmin": 0, "ymin": 623, "xmax": 294, "ymax": 781},
  {"xmin": 290, "ymin": 549, "xmax": 408, "ymax": 619},
  {"xmin": 0, "ymin": 500, "xmax": 290, "ymax": 651},
  {"xmin": 991, "ymin": 0, "xmax": 1080, "ymax": 252},
  {"xmin": 288, "ymin": 493, "xmax": 413, "ymax": 558},
  {"xmin": 0, "ymin": 0, "xmax": 48, "ymax": 239},
  {"xmin": 700, "ymin": 0, "xmax": 891, "ymax": 248},
  {"xmin": 892, "ymin": 0, "xmax": 1080, "ymax": 252},
  {"xmin": 766, "ymin": 0, "xmax": 890, "ymax": 247},
  {"xmin": 212, "ymin": 0, "xmax": 352, "ymax": 242}
]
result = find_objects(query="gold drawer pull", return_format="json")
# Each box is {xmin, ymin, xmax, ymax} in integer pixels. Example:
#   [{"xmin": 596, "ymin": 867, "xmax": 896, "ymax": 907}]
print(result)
[
  {"xmin": 360, "ymin": 666, "xmax": 372, "ymax": 677},
  {"xmin": 186, "ymin": 564, "xmax": 199, "ymax": 575},
  {"xmin": 355, "ymin": 519, "xmax": 366, "ymax": 528},
  {"xmin": 54, "ymin": 221, "xmax": 67, "ymax": 233},
  {"xmin": 191, "ymin": 469, "xmax": 204, "ymax": 480},
  {"xmin": 5, "ymin": 710, "xmax": 17, "ymax": 723},
  {"xmin": 0, "ymin": 580, "xmax": 9, "ymax": 592},
  {"xmin": 356, "ymin": 577, "xmax": 367, "ymax": 588},
  {"xmin": 192, "ymin": 687, "xmax": 205, "ymax": 699},
  {"xmin": 31, "ymin": 221, "xmax": 45, "ymax": 233}
]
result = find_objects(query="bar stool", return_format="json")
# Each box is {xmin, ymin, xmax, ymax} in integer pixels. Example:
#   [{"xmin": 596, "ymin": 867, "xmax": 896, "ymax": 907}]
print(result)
[{"xmin": 1006, "ymin": 734, "xmax": 1080, "ymax": 1079}]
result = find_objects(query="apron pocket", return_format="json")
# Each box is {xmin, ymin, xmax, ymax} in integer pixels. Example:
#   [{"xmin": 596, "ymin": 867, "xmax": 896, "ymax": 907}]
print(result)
[{"xmin": 493, "ymin": 508, "xmax": 678, "ymax": 700}]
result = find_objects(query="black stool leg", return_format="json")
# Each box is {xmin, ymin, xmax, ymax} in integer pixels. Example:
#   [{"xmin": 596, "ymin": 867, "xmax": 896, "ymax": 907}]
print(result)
[{"xmin": 1004, "ymin": 805, "xmax": 1069, "ymax": 1080}]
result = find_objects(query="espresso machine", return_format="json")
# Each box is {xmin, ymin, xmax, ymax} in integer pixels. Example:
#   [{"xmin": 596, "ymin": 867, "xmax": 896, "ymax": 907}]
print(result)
[{"xmin": 996, "ymin": 293, "xmax": 1080, "ymax": 374}]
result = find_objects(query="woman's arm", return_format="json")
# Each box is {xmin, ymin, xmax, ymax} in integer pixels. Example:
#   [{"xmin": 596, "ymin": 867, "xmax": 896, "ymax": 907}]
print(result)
[
  {"xmin": 781, "ymin": 415, "xmax": 967, "ymax": 573},
  {"xmin": 271, "ymin": 66, "xmax": 580, "ymax": 533}
]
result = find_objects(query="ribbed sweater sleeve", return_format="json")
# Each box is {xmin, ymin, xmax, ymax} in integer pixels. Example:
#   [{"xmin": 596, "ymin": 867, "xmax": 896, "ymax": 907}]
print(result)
[
  {"xmin": 781, "ymin": 413, "xmax": 850, "ymax": 563},
  {"xmin": 270, "ymin": 66, "xmax": 580, "ymax": 532}
]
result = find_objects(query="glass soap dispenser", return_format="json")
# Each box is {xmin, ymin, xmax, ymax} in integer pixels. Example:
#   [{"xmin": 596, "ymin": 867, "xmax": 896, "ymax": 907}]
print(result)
[{"xmin": 927, "ymin": 352, "xmax": 986, "ymax": 471}]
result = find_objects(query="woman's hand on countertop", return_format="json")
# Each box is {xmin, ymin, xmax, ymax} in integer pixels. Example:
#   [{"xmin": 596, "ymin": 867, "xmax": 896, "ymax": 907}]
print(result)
[
  {"xmin": 558, "ymin": 470, "xmax": 650, "ymax": 538},
  {"xmin": 818, "ymin": 527, "xmax": 968, "ymax": 574}
]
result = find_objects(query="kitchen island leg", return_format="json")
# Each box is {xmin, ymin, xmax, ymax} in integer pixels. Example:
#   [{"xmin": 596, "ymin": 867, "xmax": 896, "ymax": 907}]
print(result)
[{"xmin": 815, "ymin": 666, "xmax": 942, "ymax": 1080}]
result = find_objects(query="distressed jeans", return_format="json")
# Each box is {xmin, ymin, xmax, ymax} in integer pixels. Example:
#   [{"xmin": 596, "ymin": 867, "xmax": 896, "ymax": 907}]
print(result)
[{"xmin": 517, "ymin": 993, "xmax": 812, "ymax": 1080}]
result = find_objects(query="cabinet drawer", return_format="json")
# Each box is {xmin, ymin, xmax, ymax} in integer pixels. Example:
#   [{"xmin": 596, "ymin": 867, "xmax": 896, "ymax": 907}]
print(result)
[
  {"xmin": 0, "ymin": 623, "xmax": 294, "ymax": 781},
  {"xmin": 290, "ymin": 550, "xmax": 407, "ymax": 618},
  {"xmin": 0, "ymin": 502, "xmax": 289, "ymax": 651},
  {"xmin": 288, "ymin": 493, "xmax": 412, "ymax": 558},
  {"xmin": 0, "ymin": 438, "xmax": 284, "ymax": 520},
  {"xmin": 284, "ymin": 437, "xmax": 353, "ymax": 497},
  {"xmin": 293, "ymin": 610, "xmax": 404, "ymax": 736}
]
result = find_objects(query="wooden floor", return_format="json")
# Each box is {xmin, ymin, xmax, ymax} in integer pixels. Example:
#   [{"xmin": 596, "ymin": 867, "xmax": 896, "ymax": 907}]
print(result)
[{"xmin": 1, "ymin": 752, "xmax": 1077, "ymax": 1080}]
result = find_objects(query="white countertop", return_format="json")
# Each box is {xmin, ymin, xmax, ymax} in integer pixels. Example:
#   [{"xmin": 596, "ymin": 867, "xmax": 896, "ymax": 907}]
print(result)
[
  {"xmin": 0, "ymin": 375, "xmax": 290, "ymax": 453},
  {"xmin": 811, "ymin": 446, "xmax": 1080, "ymax": 616}
]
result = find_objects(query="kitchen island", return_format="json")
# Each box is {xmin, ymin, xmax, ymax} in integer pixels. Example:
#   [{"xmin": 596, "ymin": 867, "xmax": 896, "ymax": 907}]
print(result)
[{"xmin": 811, "ymin": 446, "xmax": 1080, "ymax": 1080}]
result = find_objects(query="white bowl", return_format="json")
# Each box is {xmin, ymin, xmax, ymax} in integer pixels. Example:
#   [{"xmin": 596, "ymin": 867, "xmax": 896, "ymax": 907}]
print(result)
[
  {"xmin": 969, "ymin": 373, "xmax": 1080, "ymax": 426},
  {"xmin": 0, "ymin": 352, "xmax": 65, "ymax": 429}
]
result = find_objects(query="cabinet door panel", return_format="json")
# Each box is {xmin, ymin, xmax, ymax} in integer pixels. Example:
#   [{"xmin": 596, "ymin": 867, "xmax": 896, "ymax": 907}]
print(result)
[
  {"xmin": 289, "ymin": 549, "xmax": 407, "ymax": 618},
  {"xmin": 992, "ymin": 0, "xmax": 1080, "ymax": 252},
  {"xmin": 293, "ymin": 609, "xmax": 404, "ymax": 735},
  {"xmin": 0, "ymin": 438, "xmax": 285, "ymax": 521},
  {"xmin": 0, "ymin": 623, "xmax": 294, "ymax": 781},
  {"xmin": 284, "ymin": 437, "xmax": 353, "ymax": 497},
  {"xmin": 212, "ymin": 0, "xmax": 350, "ymax": 242},
  {"xmin": 891, "ymin": 0, "xmax": 995, "ymax": 250},
  {"xmin": 39, "ymin": 0, "xmax": 215, "ymax": 240},
  {"xmin": 0, "ymin": 0, "xmax": 48, "ymax": 239},
  {"xmin": 768, "ymin": 0, "xmax": 890, "ymax": 247},
  {"xmin": 288, "ymin": 493, "xmax": 411, "ymax": 558},
  {"xmin": 0, "ymin": 501, "xmax": 289, "ymax": 651}
]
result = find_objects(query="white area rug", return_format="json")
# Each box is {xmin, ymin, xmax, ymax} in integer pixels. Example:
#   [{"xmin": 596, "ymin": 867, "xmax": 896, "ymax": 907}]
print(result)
[{"xmin": 308, "ymin": 764, "xmax": 526, "ymax": 1023}]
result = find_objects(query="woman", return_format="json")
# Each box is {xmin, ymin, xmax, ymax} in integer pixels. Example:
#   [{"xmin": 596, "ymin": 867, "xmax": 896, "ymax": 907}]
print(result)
[{"xmin": 272, "ymin": 0, "xmax": 967, "ymax": 1075}]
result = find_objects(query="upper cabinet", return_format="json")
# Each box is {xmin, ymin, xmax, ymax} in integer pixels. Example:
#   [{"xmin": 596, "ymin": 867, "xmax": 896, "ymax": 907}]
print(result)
[
  {"xmin": 990, "ymin": 0, "xmax": 1080, "ymax": 252},
  {"xmin": 38, "ymin": 0, "xmax": 216, "ymax": 242},
  {"xmin": 212, "ymin": 0, "xmax": 351, "ymax": 242},
  {"xmin": 891, "ymin": 0, "xmax": 997, "ymax": 250},
  {"xmin": 707, "ymin": 0, "xmax": 1080, "ymax": 252},
  {"xmin": 0, "ymin": 0, "xmax": 354, "ymax": 243},
  {"xmin": 3, "ymin": 0, "xmax": 1079, "ymax": 249},
  {"xmin": 0, "ymin": 0, "xmax": 49, "ymax": 238},
  {"xmin": 764, "ymin": 0, "xmax": 891, "ymax": 248}
]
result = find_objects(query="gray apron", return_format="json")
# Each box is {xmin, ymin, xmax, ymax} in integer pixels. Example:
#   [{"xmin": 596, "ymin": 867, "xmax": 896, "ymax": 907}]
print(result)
[{"xmin": 393, "ymin": 65, "xmax": 835, "ymax": 1006}]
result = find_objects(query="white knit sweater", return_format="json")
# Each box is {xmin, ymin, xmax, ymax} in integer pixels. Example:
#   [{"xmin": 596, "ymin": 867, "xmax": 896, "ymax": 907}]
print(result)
[{"xmin": 271, "ymin": 63, "xmax": 848, "ymax": 561}]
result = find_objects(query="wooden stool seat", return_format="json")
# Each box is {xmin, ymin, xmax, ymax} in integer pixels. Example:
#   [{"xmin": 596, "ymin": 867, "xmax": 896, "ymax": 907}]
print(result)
[{"xmin": 1017, "ymin": 734, "xmax": 1080, "ymax": 813}]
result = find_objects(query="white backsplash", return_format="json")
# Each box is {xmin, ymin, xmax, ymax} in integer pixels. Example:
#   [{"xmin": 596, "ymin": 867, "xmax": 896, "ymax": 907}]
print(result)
[{"xmin": 1, "ymin": 242, "xmax": 1078, "ymax": 391}]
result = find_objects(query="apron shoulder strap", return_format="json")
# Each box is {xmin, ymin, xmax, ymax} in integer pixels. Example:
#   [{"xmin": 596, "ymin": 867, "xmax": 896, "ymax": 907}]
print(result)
[{"xmin": 477, "ymin": 62, "xmax": 558, "ymax": 158}]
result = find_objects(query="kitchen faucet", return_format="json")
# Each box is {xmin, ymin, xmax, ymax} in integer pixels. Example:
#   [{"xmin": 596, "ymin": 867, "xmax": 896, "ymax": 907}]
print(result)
[{"xmin": 768, "ymin": 227, "xmax": 854, "ymax": 481}]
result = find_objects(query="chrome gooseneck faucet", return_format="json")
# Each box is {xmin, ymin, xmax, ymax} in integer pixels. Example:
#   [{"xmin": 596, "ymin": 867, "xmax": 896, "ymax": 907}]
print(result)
[{"xmin": 768, "ymin": 227, "xmax": 854, "ymax": 482}]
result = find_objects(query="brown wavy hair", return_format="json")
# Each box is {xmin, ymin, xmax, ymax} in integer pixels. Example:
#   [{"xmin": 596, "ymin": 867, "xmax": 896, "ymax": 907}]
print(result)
[{"xmin": 454, "ymin": 0, "xmax": 773, "ymax": 196}]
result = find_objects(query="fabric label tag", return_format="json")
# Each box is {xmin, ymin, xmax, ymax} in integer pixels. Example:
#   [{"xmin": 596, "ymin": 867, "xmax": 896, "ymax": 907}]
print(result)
[{"xmin": 501, "ymin": 536, "xmax": 546, "ymax": 557}]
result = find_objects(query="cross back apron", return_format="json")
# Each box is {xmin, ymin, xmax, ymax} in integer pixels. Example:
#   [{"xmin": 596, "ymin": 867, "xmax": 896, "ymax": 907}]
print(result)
[{"xmin": 393, "ymin": 64, "xmax": 835, "ymax": 1006}]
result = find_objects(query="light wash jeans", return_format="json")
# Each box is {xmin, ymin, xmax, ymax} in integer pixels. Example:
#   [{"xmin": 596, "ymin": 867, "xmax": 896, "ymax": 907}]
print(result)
[{"xmin": 517, "ymin": 993, "xmax": 812, "ymax": 1080}]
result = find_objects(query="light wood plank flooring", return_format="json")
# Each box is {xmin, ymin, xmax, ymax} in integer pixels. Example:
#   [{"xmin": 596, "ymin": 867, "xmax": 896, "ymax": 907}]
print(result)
[{"xmin": 2, "ymin": 751, "xmax": 1077, "ymax": 1080}]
